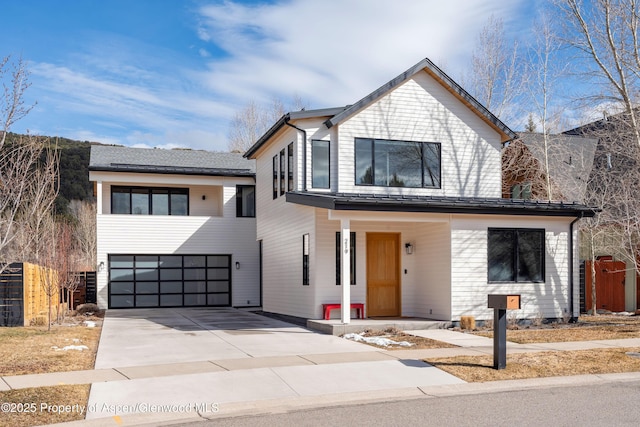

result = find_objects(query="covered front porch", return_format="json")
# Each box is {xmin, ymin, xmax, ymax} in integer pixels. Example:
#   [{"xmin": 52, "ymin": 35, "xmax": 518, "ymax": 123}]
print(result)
[{"xmin": 322, "ymin": 209, "xmax": 453, "ymax": 324}]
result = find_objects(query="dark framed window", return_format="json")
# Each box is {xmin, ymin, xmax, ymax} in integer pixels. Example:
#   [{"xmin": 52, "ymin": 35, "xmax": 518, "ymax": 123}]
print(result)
[
  {"xmin": 511, "ymin": 182, "xmax": 532, "ymax": 200},
  {"xmin": 272, "ymin": 155, "xmax": 278, "ymax": 199},
  {"xmin": 302, "ymin": 234, "xmax": 310, "ymax": 286},
  {"xmin": 336, "ymin": 232, "xmax": 356, "ymax": 285},
  {"xmin": 111, "ymin": 187, "xmax": 189, "ymax": 215},
  {"xmin": 355, "ymin": 138, "xmax": 441, "ymax": 188},
  {"xmin": 236, "ymin": 185, "xmax": 255, "ymax": 217},
  {"xmin": 287, "ymin": 142, "xmax": 294, "ymax": 191},
  {"xmin": 279, "ymin": 149, "xmax": 286, "ymax": 195},
  {"xmin": 312, "ymin": 140, "xmax": 330, "ymax": 189},
  {"xmin": 488, "ymin": 228, "xmax": 545, "ymax": 283}
]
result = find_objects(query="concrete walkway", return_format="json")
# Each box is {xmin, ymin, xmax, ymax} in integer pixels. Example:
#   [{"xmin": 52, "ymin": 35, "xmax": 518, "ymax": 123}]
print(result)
[{"xmin": 3, "ymin": 310, "xmax": 639, "ymax": 426}]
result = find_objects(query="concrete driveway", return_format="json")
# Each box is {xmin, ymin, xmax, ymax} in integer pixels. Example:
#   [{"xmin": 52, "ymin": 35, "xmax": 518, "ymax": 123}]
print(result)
[
  {"xmin": 87, "ymin": 307, "xmax": 464, "ymax": 421},
  {"xmin": 94, "ymin": 307, "xmax": 376, "ymax": 369}
]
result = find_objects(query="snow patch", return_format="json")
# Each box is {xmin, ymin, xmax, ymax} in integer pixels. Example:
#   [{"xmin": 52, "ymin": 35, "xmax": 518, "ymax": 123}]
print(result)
[
  {"xmin": 52, "ymin": 345, "xmax": 89, "ymax": 351},
  {"xmin": 84, "ymin": 321, "xmax": 96, "ymax": 328},
  {"xmin": 344, "ymin": 332, "xmax": 414, "ymax": 347}
]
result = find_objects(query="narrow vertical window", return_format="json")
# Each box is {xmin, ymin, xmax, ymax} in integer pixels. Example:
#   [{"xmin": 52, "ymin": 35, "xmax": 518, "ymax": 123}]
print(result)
[
  {"xmin": 272, "ymin": 155, "xmax": 278, "ymax": 199},
  {"xmin": 335, "ymin": 232, "xmax": 356, "ymax": 285},
  {"xmin": 302, "ymin": 234, "xmax": 310, "ymax": 286},
  {"xmin": 312, "ymin": 140, "xmax": 330, "ymax": 189},
  {"xmin": 280, "ymin": 149, "xmax": 286, "ymax": 195},
  {"xmin": 287, "ymin": 142, "xmax": 294, "ymax": 191}
]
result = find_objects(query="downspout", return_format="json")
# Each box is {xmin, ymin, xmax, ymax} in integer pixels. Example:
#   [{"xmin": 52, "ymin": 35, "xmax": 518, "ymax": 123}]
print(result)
[
  {"xmin": 285, "ymin": 121, "xmax": 308, "ymax": 191},
  {"xmin": 568, "ymin": 214, "xmax": 583, "ymax": 322}
]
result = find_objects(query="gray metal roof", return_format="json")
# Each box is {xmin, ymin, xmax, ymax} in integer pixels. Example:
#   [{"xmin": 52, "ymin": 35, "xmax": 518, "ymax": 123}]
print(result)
[
  {"xmin": 90, "ymin": 145, "xmax": 255, "ymax": 176},
  {"xmin": 518, "ymin": 133, "xmax": 598, "ymax": 203},
  {"xmin": 285, "ymin": 191, "xmax": 597, "ymax": 217}
]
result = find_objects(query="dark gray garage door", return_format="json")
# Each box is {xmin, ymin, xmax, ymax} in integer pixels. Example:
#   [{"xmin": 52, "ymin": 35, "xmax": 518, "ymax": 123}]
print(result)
[{"xmin": 108, "ymin": 254, "xmax": 231, "ymax": 308}]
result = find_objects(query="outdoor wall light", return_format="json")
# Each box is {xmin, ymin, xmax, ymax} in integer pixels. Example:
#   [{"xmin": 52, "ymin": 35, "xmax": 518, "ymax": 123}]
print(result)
[
  {"xmin": 98, "ymin": 261, "xmax": 105, "ymax": 272},
  {"xmin": 405, "ymin": 242, "xmax": 414, "ymax": 255},
  {"xmin": 202, "ymin": 195, "xmax": 206, "ymax": 200},
  {"xmin": 235, "ymin": 261, "xmax": 240, "ymax": 270}
]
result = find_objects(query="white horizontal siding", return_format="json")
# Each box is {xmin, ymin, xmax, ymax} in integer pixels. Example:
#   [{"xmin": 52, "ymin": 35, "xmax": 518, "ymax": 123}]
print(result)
[
  {"xmin": 335, "ymin": 71, "xmax": 502, "ymax": 198},
  {"xmin": 254, "ymin": 126, "xmax": 317, "ymax": 319},
  {"xmin": 96, "ymin": 215, "xmax": 259, "ymax": 309},
  {"xmin": 450, "ymin": 215, "xmax": 574, "ymax": 321},
  {"xmin": 412, "ymin": 222, "xmax": 452, "ymax": 320}
]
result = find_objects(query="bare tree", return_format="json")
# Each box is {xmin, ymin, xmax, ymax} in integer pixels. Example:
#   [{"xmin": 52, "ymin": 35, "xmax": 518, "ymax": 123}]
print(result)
[
  {"xmin": 228, "ymin": 96, "xmax": 307, "ymax": 153},
  {"xmin": 68, "ymin": 199, "xmax": 97, "ymax": 269},
  {"xmin": 556, "ymin": 0, "xmax": 640, "ymax": 146},
  {"xmin": 56, "ymin": 220, "xmax": 81, "ymax": 312},
  {"xmin": 464, "ymin": 15, "xmax": 526, "ymax": 126},
  {"xmin": 1, "ymin": 56, "xmax": 34, "ymax": 149},
  {"xmin": 555, "ymin": 0, "xmax": 640, "ymax": 312}
]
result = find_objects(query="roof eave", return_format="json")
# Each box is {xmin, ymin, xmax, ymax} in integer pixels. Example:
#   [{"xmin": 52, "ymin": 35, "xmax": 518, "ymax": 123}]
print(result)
[
  {"xmin": 285, "ymin": 192, "xmax": 597, "ymax": 218},
  {"xmin": 88, "ymin": 165, "xmax": 255, "ymax": 178}
]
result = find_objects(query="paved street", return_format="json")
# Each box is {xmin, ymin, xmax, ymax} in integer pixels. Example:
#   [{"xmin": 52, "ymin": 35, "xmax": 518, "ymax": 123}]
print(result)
[{"xmin": 175, "ymin": 379, "xmax": 640, "ymax": 427}]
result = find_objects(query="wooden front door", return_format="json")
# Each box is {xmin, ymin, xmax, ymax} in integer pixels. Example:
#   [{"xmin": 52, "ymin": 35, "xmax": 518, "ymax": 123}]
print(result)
[{"xmin": 366, "ymin": 233, "xmax": 400, "ymax": 317}]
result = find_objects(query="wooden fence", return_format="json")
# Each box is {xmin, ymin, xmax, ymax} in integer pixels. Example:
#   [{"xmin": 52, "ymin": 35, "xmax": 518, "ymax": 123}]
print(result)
[{"xmin": 1, "ymin": 262, "xmax": 61, "ymax": 327}]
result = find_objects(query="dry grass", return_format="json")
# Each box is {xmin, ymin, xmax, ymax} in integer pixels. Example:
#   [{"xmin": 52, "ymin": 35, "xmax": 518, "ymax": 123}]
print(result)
[
  {"xmin": 0, "ymin": 385, "xmax": 90, "ymax": 427},
  {"xmin": 0, "ymin": 323, "xmax": 101, "ymax": 376},
  {"xmin": 426, "ymin": 347, "xmax": 640, "ymax": 382},
  {"xmin": 475, "ymin": 315, "xmax": 640, "ymax": 344},
  {"xmin": 352, "ymin": 328, "xmax": 457, "ymax": 350}
]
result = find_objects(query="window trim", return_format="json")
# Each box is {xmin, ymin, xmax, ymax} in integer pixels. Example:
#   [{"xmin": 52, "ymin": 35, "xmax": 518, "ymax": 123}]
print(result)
[
  {"xmin": 311, "ymin": 139, "xmax": 330, "ymax": 189},
  {"xmin": 111, "ymin": 186, "xmax": 189, "ymax": 215},
  {"xmin": 336, "ymin": 232, "xmax": 356, "ymax": 285},
  {"xmin": 354, "ymin": 137, "xmax": 442, "ymax": 189},
  {"xmin": 272, "ymin": 155, "xmax": 278, "ymax": 199},
  {"xmin": 236, "ymin": 185, "xmax": 256, "ymax": 218},
  {"xmin": 302, "ymin": 234, "xmax": 310, "ymax": 286},
  {"xmin": 287, "ymin": 142, "xmax": 294, "ymax": 192},
  {"xmin": 487, "ymin": 228, "xmax": 545, "ymax": 283},
  {"xmin": 280, "ymin": 148, "xmax": 286, "ymax": 195}
]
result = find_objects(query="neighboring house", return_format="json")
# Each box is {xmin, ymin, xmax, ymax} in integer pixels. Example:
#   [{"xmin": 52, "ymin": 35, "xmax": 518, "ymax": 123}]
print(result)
[
  {"xmin": 244, "ymin": 57, "xmax": 596, "ymax": 323},
  {"xmin": 564, "ymin": 113, "xmax": 640, "ymax": 312},
  {"xmin": 502, "ymin": 133, "xmax": 597, "ymax": 203},
  {"xmin": 89, "ymin": 146, "xmax": 260, "ymax": 309}
]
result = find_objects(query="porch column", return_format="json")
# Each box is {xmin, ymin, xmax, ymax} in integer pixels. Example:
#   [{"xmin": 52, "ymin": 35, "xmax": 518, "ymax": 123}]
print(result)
[
  {"xmin": 340, "ymin": 219, "xmax": 351, "ymax": 323},
  {"xmin": 95, "ymin": 181, "xmax": 102, "ymax": 215}
]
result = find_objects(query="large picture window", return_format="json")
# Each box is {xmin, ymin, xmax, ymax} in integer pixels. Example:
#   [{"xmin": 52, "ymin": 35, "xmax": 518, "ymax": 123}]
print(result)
[
  {"xmin": 336, "ymin": 232, "xmax": 356, "ymax": 285},
  {"xmin": 488, "ymin": 228, "xmax": 545, "ymax": 283},
  {"xmin": 111, "ymin": 187, "xmax": 188, "ymax": 215},
  {"xmin": 355, "ymin": 138, "xmax": 441, "ymax": 188},
  {"xmin": 312, "ymin": 140, "xmax": 330, "ymax": 189},
  {"xmin": 236, "ymin": 185, "xmax": 255, "ymax": 217}
]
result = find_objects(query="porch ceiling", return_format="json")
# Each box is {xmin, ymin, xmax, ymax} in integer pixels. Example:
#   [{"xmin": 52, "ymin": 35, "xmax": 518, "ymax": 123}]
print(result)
[{"xmin": 285, "ymin": 191, "xmax": 598, "ymax": 218}]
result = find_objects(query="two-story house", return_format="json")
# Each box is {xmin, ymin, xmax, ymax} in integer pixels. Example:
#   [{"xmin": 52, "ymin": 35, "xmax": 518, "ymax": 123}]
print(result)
[
  {"xmin": 89, "ymin": 146, "xmax": 260, "ymax": 309},
  {"xmin": 244, "ymin": 57, "xmax": 596, "ymax": 324}
]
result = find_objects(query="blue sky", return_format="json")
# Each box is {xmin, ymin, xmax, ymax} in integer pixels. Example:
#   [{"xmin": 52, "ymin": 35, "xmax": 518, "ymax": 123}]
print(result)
[{"xmin": 2, "ymin": 0, "xmax": 539, "ymax": 151}]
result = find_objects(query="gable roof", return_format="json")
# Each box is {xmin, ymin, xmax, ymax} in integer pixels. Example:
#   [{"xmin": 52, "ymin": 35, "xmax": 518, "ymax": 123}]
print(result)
[
  {"xmin": 90, "ymin": 145, "xmax": 255, "ymax": 177},
  {"xmin": 245, "ymin": 57, "xmax": 516, "ymax": 159},
  {"xmin": 517, "ymin": 132, "xmax": 598, "ymax": 203},
  {"xmin": 324, "ymin": 57, "xmax": 516, "ymax": 142}
]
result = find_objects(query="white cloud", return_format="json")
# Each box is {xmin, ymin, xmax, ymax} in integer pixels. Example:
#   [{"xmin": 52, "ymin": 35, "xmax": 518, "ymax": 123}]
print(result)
[{"xmin": 196, "ymin": 0, "xmax": 531, "ymax": 108}]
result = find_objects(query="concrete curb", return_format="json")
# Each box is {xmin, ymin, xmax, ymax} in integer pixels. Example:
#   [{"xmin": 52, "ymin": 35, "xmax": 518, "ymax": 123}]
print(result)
[{"xmin": 41, "ymin": 372, "xmax": 640, "ymax": 426}]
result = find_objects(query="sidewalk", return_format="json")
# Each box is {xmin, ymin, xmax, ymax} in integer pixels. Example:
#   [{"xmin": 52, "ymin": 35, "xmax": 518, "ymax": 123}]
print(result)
[{"xmin": 4, "ymin": 330, "xmax": 639, "ymax": 426}]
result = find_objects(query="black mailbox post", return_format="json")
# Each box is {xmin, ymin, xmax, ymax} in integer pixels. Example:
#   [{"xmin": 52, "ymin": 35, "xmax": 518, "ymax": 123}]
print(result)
[{"xmin": 487, "ymin": 294, "xmax": 521, "ymax": 370}]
